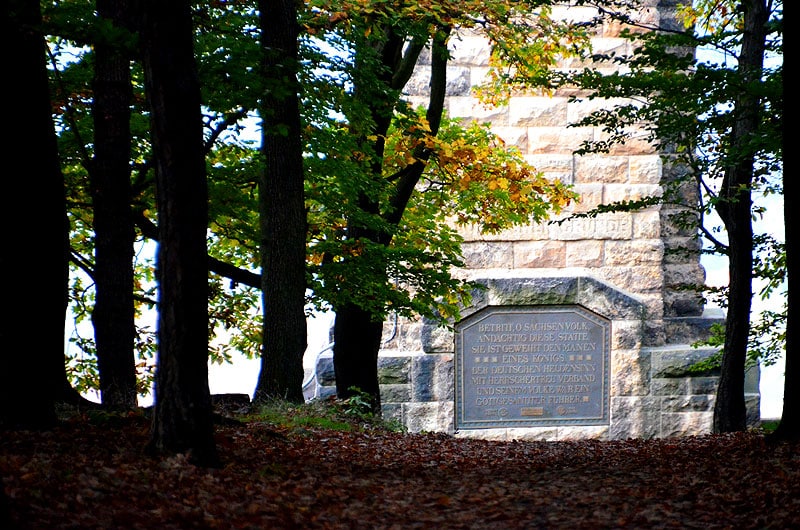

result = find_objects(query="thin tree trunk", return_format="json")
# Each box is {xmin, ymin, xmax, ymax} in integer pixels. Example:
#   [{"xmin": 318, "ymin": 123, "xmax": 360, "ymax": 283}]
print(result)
[
  {"xmin": 331, "ymin": 28, "xmax": 450, "ymax": 412},
  {"xmin": 333, "ymin": 304, "xmax": 384, "ymax": 412},
  {"xmin": 770, "ymin": 0, "xmax": 798, "ymax": 442},
  {"xmin": 252, "ymin": 0, "xmax": 308, "ymax": 404},
  {"xmin": 140, "ymin": 0, "xmax": 219, "ymax": 466},
  {"xmin": 91, "ymin": 0, "xmax": 138, "ymax": 409},
  {"xmin": 713, "ymin": 0, "xmax": 767, "ymax": 433}
]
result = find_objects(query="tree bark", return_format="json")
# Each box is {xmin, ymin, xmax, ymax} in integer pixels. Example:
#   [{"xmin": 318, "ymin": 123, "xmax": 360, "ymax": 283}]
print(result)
[
  {"xmin": 713, "ymin": 0, "xmax": 767, "ymax": 433},
  {"xmin": 771, "ymin": 1, "xmax": 798, "ymax": 442},
  {"xmin": 91, "ymin": 0, "xmax": 138, "ymax": 409},
  {"xmin": 140, "ymin": 0, "xmax": 219, "ymax": 466},
  {"xmin": 333, "ymin": 305, "xmax": 384, "ymax": 412},
  {"xmin": 1, "ymin": 0, "xmax": 65, "ymax": 429},
  {"xmin": 252, "ymin": 0, "xmax": 308, "ymax": 404}
]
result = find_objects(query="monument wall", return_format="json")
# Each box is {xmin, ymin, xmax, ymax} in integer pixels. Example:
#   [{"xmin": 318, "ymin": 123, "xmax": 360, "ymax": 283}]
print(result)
[{"xmin": 307, "ymin": 2, "xmax": 761, "ymax": 439}]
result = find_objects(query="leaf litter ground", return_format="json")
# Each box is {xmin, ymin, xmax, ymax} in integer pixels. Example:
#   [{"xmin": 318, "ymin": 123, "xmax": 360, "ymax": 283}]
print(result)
[{"xmin": 2, "ymin": 408, "xmax": 799, "ymax": 529}]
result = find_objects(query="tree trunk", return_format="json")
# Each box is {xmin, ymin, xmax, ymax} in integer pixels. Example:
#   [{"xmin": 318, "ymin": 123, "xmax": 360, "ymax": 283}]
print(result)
[
  {"xmin": 140, "ymin": 0, "xmax": 219, "ymax": 467},
  {"xmin": 91, "ymin": 0, "xmax": 138, "ymax": 409},
  {"xmin": 713, "ymin": 0, "xmax": 767, "ymax": 433},
  {"xmin": 772, "ymin": 149, "xmax": 799, "ymax": 440},
  {"xmin": 333, "ymin": 304, "xmax": 384, "ymax": 413},
  {"xmin": 331, "ymin": 28, "xmax": 450, "ymax": 413},
  {"xmin": 1, "ymin": 0, "xmax": 65, "ymax": 429},
  {"xmin": 0, "ymin": 483, "xmax": 12, "ymax": 530},
  {"xmin": 770, "ymin": 1, "xmax": 798, "ymax": 442},
  {"xmin": 252, "ymin": 0, "xmax": 308, "ymax": 404}
]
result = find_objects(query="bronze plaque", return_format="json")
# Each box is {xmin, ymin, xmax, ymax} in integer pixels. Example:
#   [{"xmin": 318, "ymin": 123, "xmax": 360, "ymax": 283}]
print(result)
[{"xmin": 455, "ymin": 305, "xmax": 610, "ymax": 429}]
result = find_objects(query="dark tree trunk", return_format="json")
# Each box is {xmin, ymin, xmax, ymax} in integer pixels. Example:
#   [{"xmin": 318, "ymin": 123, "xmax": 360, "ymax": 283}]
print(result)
[
  {"xmin": 1, "ymin": 0, "xmax": 66, "ymax": 429},
  {"xmin": 772, "ymin": 150, "xmax": 799, "ymax": 439},
  {"xmin": 333, "ymin": 305, "xmax": 384, "ymax": 413},
  {"xmin": 140, "ymin": 0, "xmax": 218, "ymax": 466},
  {"xmin": 771, "ymin": 1, "xmax": 798, "ymax": 442},
  {"xmin": 252, "ymin": 0, "xmax": 308, "ymax": 404},
  {"xmin": 0, "ymin": 485, "xmax": 11, "ymax": 530},
  {"xmin": 90, "ymin": 0, "xmax": 138, "ymax": 409},
  {"xmin": 713, "ymin": 0, "xmax": 767, "ymax": 433}
]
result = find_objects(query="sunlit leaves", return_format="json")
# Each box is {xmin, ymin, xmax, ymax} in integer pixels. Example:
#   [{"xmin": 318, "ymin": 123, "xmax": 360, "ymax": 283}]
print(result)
[
  {"xmin": 474, "ymin": 5, "xmax": 592, "ymax": 106},
  {"xmin": 307, "ymin": 100, "xmax": 576, "ymax": 323},
  {"xmin": 677, "ymin": 0, "xmax": 742, "ymax": 34},
  {"xmin": 408, "ymin": 113, "xmax": 577, "ymax": 234}
]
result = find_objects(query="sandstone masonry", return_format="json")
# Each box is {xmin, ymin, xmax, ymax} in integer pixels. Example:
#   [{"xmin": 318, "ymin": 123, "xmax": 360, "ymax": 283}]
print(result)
[{"xmin": 306, "ymin": 2, "xmax": 760, "ymax": 439}]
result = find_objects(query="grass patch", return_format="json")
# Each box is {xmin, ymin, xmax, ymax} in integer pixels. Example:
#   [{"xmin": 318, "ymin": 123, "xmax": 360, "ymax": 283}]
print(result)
[
  {"xmin": 759, "ymin": 419, "xmax": 780, "ymax": 433},
  {"xmin": 243, "ymin": 395, "xmax": 407, "ymax": 434}
]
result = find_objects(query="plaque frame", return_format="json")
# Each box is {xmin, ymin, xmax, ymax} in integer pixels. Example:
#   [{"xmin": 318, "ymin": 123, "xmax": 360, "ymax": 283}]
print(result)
[{"xmin": 454, "ymin": 304, "xmax": 610, "ymax": 430}]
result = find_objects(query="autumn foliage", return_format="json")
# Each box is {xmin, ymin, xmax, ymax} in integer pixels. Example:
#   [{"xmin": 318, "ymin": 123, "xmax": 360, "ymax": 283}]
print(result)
[{"xmin": 2, "ymin": 405, "xmax": 799, "ymax": 529}]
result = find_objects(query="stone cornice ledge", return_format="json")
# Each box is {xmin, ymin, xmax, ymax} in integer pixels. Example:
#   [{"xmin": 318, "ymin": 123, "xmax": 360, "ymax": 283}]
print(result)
[{"xmin": 462, "ymin": 275, "xmax": 646, "ymax": 322}]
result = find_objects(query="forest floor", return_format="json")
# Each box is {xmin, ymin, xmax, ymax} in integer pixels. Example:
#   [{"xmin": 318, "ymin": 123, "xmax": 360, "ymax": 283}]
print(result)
[{"xmin": 2, "ymin": 400, "xmax": 799, "ymax": 530}]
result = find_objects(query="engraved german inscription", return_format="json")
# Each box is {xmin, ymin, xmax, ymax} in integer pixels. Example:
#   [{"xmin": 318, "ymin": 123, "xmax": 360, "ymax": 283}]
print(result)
[{"xmin": 455, "ymin": 306, "xmax": 610, "ymax": 429}]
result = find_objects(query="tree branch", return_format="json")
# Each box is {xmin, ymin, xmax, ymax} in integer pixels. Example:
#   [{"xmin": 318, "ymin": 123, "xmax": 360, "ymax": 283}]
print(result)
[{"xmin": 134, "ymin": 210, "xmax": 261, "ymax": 288}]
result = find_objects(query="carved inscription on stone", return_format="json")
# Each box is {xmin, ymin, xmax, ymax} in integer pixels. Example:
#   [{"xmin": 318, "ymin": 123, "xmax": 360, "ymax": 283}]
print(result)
[{"xmin": 455, "ymin": 305, "xmax": 610, "ymax": 429}]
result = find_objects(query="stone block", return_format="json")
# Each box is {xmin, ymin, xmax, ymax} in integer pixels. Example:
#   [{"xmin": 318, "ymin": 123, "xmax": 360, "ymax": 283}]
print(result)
[
  {"xmin": 447, "ymin": 33, "xmax": 492, "ymax": 65},
  {"xmin": 381, "ymin": 403, "xmax": 403, "ymax": 424},
  {"xmin": 690, "ymin": 377, "xmax": 718, "ymax": 395},
  {"xmin": 554, "ymin": 212, "xmax": 634, "ymax": 241},
  {"xmin": 663, "ymin": 316, "xmax": 724, "ymax": 344},
  {"xmin": 605, "ymin": 240, "xmax": 663, "ymax": 266},
  {"xmin": 405, "ymin": 401, "xmax": 454, "ymax": 433},
  {"xmin": 612, "ymin": 320, "xmax": 643, "ymax": 350},
  {"xmin": 405, "ymin": 66, "xmax": 472, "ymax": 97},
  {"xmin": 569, "ymin": 183, "xmax": 604, "ymax": 211},
  {"xmin": 661, "ymin": 395, "xmax": 714, "ymax": 413},
  {"xmin": 557, "ymin": 426, "xmax": 609, "ymax": 441},
  {"xmin": 454, "ymin": 428, "xmax": 508, "ymax": 441},
  {"xmin": 629, "ymin": 155, "xmax": 662, "ymax": 184},
  {"xmin": 564, "ymin": 240, "xmax": 603, "ymax": 268},
  {"xmin": 611, "ymin": 349, "xmax": 650, "ymax": 396},
  {"xmin": 600, "ymin": 264, "xmax": 663, "ymax": 293},
  {"xmin": 663, "ymin": 291, "xmax": 707, "ymax": 318},
  {"xmin": 746, "ymin": 394, "xmax": 761, "ymax": 426},
  {"xmin": 381, "ymin": 384, "xmax": 412, "ymax": 404},
  {"xmin": 664, "ymin": 263, "xmax": 706, "ymax": 287},
  {"xmin": 505, "ymin": 427, "xmax": 560, "ymax": 441},
  {"xmin": 651, "ymin": 346, "xmax": 720, "ymax": 378},
  {"xmin": 745, "ymin": 365, "xmax": 761, "ymax": 394},
  {"xmin": 490, "ymin": 126, "xmax": 528, "ymax": 153},
  {"xmin": 513, "ymin": 240, "xmax": 567, "ymax": 268},
  {"xmin": 509, "ymin": 97, "xmax": 569, "ymax": 127},
  {"xmin": 448, "ymin": 96, "xmax": 509, "ymax": 125},
  {"xmin": 378, "ymin": 356, "xmax": 411, "ymax": 384},
  {"xmin": 411, "ymin": 353, "xmax": 454, "ymax": 402},
  {"xmin": 603, "ymin": 183, "xmax": 663, "ymax": 204},
  {"xmin": 568, "ymin": 96, "xmax": 636, "ymax": 123},
  {"xmin": 315, "ymin": 354, "xmax": 336, "ymax": 386},
  {"xmin": 609, "ymin": 396, "xmax": 659, "ymax": 439},
  {"xmin": 652, "ymin": 378, "xmax": 688, "ymax": 396},
  {"xmin": 574, "ymin": 155, "xmax": 629, "ymax": 184},
  {"xmin": 421, "ymin": 320, "xmax": 454, "ymax": 353},
  {"xmin": 660, "ymin": 411, "xmax": 713, "ymax": 438},
  {"xmin": 632, "ymin": 211, "xmax": 661, "ymax": 239},
  {"xmin": 461, "ymin": 241, "xmax": 513, "ymax": 268},
  {"xmin": 526, "ymin": 126, "xmax": 594, "ymax": 155}
]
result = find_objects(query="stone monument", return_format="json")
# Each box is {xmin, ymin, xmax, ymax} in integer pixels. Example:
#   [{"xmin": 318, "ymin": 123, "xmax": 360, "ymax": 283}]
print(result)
[{"xmin": 306, "ymin": 3, "xmax": 761, "ymax": 439}]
